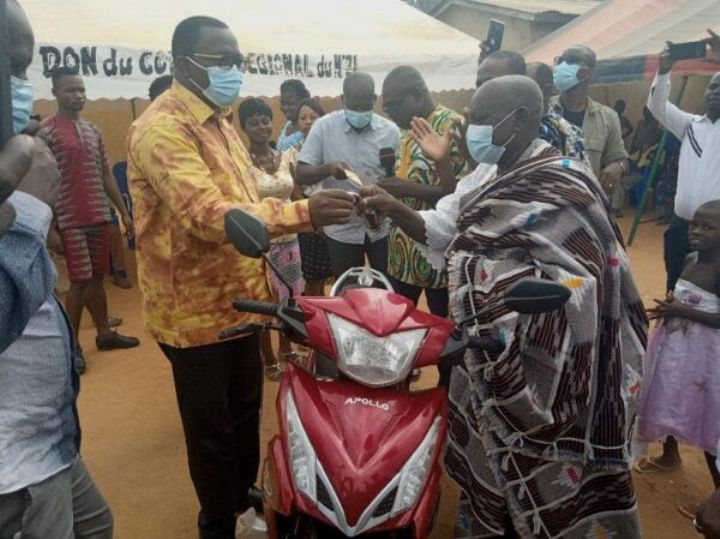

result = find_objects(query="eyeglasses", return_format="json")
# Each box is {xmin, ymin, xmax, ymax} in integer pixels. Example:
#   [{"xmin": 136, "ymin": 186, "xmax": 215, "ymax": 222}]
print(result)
[
  {"xmin": 191, "ymin": 53, "xmax": 246, "ymax": 70},
  {"xmin": 383, "ymin": 95, "xmax": 407, "ymax": 113}
]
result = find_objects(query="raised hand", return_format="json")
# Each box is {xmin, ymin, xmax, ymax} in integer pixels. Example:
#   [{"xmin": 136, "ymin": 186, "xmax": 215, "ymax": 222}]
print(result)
[
  {"xmin": 410, "ymin": 116, "xmax": 453, "ymax": 163},
  {"xmin": 706, "ymin": 28, "xmax": 720, "ymax": 63},
  {"xmin": 658, "ymin": 43, "xmax": 675, "ymax": 75}
]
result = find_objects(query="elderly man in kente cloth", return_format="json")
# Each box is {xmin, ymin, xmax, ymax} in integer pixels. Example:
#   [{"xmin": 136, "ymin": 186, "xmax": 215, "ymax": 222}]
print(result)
[{"xmin": 361, "ymin": 75, "xmax": 647, "ymax": 538}]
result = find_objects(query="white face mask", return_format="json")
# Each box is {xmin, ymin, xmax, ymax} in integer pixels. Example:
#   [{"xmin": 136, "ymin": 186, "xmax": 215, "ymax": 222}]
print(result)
[
  {"xmin": 465, "ymin": 108, "xmax": 518, "ymax": 165},
  {"xmin": 11, "ymin": 76, "xmax": 34, "ymax": 134}
]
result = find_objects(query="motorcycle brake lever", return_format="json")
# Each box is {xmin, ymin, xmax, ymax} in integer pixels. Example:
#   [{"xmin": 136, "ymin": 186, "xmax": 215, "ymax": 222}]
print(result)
[{"xmin": 218, "ymin": 322, "xmax": 280, "ymax": 340}]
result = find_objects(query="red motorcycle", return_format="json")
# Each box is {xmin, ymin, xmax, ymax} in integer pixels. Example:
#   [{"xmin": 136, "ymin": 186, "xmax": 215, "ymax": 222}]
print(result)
[{"xmin": 222, "ymin": 210, "xmax": 569, "ymax": 539}]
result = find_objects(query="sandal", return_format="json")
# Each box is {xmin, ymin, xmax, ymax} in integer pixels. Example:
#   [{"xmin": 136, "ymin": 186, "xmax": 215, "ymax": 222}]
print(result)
[
  {"xmin": 264, "ymin": 363, "xmax": 284, "ymax": 382},
  {"xmin": 677, "ymin": 502, "xmax": 699, "ymax": 520},
  {"xmin": 632, "ymin": 456, "xmax": 681, "ymax": 474}
]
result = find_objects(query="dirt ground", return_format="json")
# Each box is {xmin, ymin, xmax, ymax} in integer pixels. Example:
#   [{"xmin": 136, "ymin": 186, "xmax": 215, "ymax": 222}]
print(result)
[{"xmin": 74, "ymin": 215, "xmax": 714, "ymax": 539}]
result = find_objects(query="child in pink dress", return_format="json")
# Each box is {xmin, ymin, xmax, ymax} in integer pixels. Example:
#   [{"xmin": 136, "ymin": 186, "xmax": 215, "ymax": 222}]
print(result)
[{"xmin": 636, "ymin": 200, "xmax": 720, "ymax": 494}]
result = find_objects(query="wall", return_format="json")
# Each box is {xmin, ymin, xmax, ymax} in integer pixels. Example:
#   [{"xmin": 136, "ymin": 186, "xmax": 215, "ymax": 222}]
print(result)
[{"xmin": 32, "ymin": 89, "xmax": 476, "ymax": 170}]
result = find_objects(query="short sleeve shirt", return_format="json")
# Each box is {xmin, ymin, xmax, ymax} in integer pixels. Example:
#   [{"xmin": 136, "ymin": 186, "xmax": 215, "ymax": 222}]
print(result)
[
  {"xmin": 38, "ymin": 116, "xmax": 111, "ymax": 230},
  {"xmin": 298, "ymin": 110, "xmax": 401, "ymax": 245}
]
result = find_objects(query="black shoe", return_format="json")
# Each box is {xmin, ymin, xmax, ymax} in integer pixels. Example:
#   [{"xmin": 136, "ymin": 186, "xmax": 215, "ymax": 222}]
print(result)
[
  {"xmin": 96, "ymin": 331, "xmax": 140, "ymax": 351},
  {"xmin": 246, "ymin": 485, "xmax": 264, "ymax": 515},
  {"xmin": 75, "ymin": 347, "xmax": 86, "ymax": 375}
]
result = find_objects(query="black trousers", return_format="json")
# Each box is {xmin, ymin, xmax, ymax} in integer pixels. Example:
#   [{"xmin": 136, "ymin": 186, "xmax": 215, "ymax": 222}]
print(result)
[
  {"xmin": 325, "ymin": 235, "xmax": 388, "ymax": 279},
  {"xmin": 663, "ymin": 215, "xmax": 690, "ymax": 292},
  {"xmin": 159, "ymin": 334, "xmax": 262, "ymax": 539},
  {"xmin": 387, "ymin": 276, "xmax": 449, "ymax": 318}
]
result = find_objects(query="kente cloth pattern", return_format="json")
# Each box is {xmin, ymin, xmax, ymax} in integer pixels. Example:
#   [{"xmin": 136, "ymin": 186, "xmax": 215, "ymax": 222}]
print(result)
[
  {"xmin": 388, "ymin": 105, "xmax": 468, "ymax": 288},
  {"xmin": 636, "ymin": 276, "xmax": 720, "ymax": 455},
  {"xmin": 445, "ymin": 147, "xmax": 647, "ymax": 538},
  {"xmin": 127, "ymin": 81, "xmax": 311, "ymax": 348}
]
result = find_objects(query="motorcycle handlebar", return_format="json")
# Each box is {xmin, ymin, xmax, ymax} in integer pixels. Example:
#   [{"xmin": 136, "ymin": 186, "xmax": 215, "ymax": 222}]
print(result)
[
  {"xmin": 232, "ymin": 299, "xmax": 279, "ymax": 317},
  {"xmin": 467, "ymin": 336, "xmax": 505, "ymax": 354}
]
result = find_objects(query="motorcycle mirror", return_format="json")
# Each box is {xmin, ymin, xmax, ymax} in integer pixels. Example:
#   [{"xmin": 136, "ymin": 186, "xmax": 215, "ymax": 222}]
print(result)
[
  {"xmin": 503, "ymin": 278, "xmax": 571, "ymax": 314},
  {"xmin": 224, "ymin": 209, "xmax": 270, "ymax": 259}
]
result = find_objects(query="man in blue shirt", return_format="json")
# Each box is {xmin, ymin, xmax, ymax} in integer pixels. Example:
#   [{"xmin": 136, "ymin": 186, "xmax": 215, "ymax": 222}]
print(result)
[
  {"xmin": 295, "ymin": 72, "xmax": 400, "ymax": 279},
  {"xmin": 0, "ymin": 1, "xmax": 113, "ymax": 536}
]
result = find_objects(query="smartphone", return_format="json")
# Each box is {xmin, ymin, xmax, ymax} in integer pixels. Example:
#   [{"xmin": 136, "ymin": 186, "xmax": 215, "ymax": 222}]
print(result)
[
  {"xmin": 486, "ymin": 19, "xmax": 505, "ymax": 54},
  {"xmin": 668, "ymin": 40, "xmax": 707, "ymax": 62}
]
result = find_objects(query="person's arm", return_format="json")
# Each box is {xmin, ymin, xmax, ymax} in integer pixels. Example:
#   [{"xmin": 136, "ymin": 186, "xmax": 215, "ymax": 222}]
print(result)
[
  {"xmin": 621, "ymin": 117, "xmax": 634, "ymax": 139},
  {"xmin": 295, "ymin": 162, "xmax": 349, "ymax": 185},
  {"xmin": 598, "ymin": 111, "xmax": 628, "ymax": 192},
  {"xmin": 649, "ymin": 298, "xmax": 720, "ymax": 328},
  {"xmin": 378, "ymin": 163, "xmax": 455, "ymax": 203},
  {"xmin": 132, "ymin": 123, "xmax": 314, "ymax": 244},
  {"xmin": 294, "ymin": 121, "xmax": 349, "ymax": 185},
  {"xmin": 0, "ymin": 190, "xmax": 57, "ymax": 354},
  {"xmin": 646, "ymin": 51, "xmax": 697, "ymax": 140},
  {"xmin": 0, "ymin": 135, "xmax": 35, "ymax": 237},
  {"xmin": 359, "ymin": 185, "xmax": 427, "ymax": 243},
  {"xmin": 98, "ymin": 134, "xmax": 134, "ymax": 237}
]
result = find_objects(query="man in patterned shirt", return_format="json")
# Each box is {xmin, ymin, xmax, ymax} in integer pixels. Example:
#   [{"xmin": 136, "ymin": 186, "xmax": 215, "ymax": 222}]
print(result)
[
  {"xmin": 380, "ymin": 66, "xmax": 468, "ymax": 323},
  {"xmin": 39, "ymin": 68, "xmax": 139, "ymax": 372},
  {"xmin": 127, "ymin": 16, "xmax": 354, "ymax": 539}
]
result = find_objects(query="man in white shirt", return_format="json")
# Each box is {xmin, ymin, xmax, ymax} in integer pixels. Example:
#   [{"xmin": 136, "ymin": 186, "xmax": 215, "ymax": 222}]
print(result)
[
  {"xmin": 647, "ymin": 35, "xmax": 720, "ymax": 290},
  {"xmin": 295, "ymin": 72, "xmax": 400, "ymax": 279}
]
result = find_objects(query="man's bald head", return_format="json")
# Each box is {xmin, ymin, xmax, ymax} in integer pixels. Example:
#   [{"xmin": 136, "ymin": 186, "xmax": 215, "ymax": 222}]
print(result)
[
  {"xmin": 470, "ymin": 75, "xmax": 543, "ymax": 126},
  {"xmin": 526, "ymin": 62, "xmax": 554, "ymax": 109},
  {"xmin": 476, "ymin": 50, "xmax": 526, "ymax": 88},
  {"xmin": 382, "ymin": 65, "xmax": 434, "ymax": 129},
  {"xmin": 342, "ymin": 72, "xmax": 376, "ymax": 112},
  {"xmin": 8, "ymin": 0, "xmax": 35, "ymax": 79},
  {"xmin": 697, "ymin": 199, "xmax": 720, "ymax": 215}
]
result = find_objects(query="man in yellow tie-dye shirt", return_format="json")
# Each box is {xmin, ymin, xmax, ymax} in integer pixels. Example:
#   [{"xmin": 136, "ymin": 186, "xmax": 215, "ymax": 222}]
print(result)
[{"xmin": 127, "ymin": 16, "xmax": 354, "ymax": 539}]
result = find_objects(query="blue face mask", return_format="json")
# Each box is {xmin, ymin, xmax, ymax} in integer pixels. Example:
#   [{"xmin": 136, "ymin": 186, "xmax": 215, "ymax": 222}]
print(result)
[
  {"xmin": 553, "ymin": 62, "xmax": 582, "ymax": 93},
  {"xmin": 465, "ymin": 109, "xmax": 517, "ymax": 165},
  {"xmin": 345, "ymin": 109, "xmax": 373, "ymax": 130},
  {"xmin": 11, "ymin": 76, "xmax": 34, "ymax": 134},
  {"xmin": 188, "ymin": 58, "xmax": 243, "ymax": 107}
]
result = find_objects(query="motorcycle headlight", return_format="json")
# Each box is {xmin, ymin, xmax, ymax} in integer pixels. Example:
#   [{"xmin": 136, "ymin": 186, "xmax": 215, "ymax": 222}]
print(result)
[
  {"xmin": 285, "ymin": 392, "xmax": 317, "ymax": 501},
  {"xmin": 392, "ymin": 416, "xmax": 441, "ymax": 516},
  {"xmin": 327, "ymin": 313, "xmax": 426, "ymax": 388}
]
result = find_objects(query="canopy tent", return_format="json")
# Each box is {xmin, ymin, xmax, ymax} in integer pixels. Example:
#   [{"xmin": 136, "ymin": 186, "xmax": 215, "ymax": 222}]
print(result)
[
  {"xmin": 525, "ymin": 0, "xmax": 720, "ymax": 84},
  {"xmin": 21, "ymin": 0, "xmax": 479, "ymax": 100}
]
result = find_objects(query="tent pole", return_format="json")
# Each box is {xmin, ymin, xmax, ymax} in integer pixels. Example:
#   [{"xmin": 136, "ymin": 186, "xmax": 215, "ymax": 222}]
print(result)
[
  {"xmin": 627, "ymin": 75, "xmax": 689, "ymax": 246},
  {"xmin": 130, "ymin": 97, "xmax": 138, "ymax": 120}
]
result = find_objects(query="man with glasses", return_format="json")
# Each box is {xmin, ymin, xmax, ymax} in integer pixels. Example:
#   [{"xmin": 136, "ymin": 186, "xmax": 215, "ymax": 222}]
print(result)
[
  {"xmin": 127, "ymin": 16, "xmax": 354, "ymax": 539},
  {"xmin": 549, "ymin": 45, "xmax": 628, "ymax": 212}
]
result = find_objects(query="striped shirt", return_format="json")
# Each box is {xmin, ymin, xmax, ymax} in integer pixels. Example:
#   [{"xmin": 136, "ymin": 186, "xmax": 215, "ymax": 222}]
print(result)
[{"xmin": 38, "ymin": 116, "xmax": 112, "ymax": 230}]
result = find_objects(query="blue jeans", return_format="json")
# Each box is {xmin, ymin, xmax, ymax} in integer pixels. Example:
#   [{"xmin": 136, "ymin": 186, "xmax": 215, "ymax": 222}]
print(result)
[{"xmin": 0, "ymin": 456, "xmax": 113, "ymax": 539}]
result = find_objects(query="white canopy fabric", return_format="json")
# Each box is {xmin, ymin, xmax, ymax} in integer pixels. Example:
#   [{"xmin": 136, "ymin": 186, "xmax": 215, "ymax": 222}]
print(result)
[{"xmin": 21, "ymin": 0, "xmax": 479, "ymax": 100}]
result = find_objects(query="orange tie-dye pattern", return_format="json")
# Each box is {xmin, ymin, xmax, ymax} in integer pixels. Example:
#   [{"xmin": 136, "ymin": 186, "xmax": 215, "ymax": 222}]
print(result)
[{"xmin": 127, "ymin": 82, "xmax": 311, "ymax": 348}]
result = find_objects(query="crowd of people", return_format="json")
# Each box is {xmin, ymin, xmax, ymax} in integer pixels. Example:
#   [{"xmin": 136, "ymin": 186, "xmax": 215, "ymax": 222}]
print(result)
[{"xmin": 1, "ymin": 2, "xmax": 720, "ymax": 538}]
